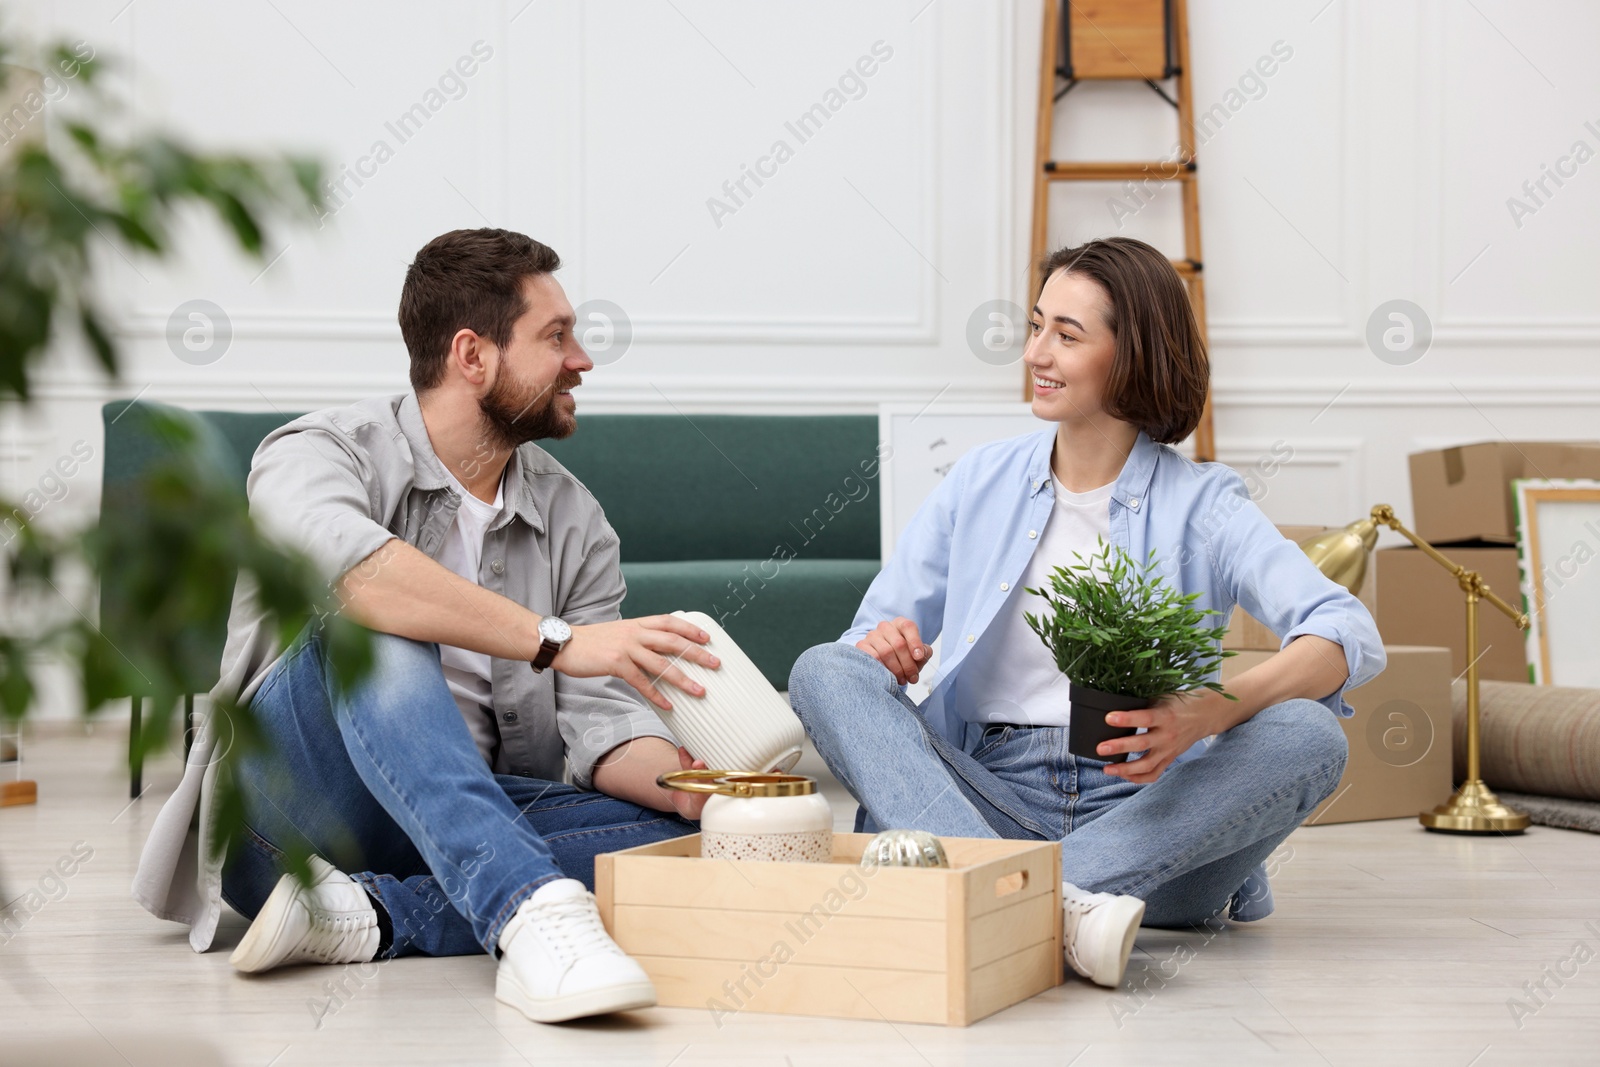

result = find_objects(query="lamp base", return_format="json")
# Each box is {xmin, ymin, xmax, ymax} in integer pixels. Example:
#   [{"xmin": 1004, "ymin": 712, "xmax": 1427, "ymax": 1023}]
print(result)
[{"xmin": 1419, "ymin": 779, "xmax": 1530, "ymax": 834}]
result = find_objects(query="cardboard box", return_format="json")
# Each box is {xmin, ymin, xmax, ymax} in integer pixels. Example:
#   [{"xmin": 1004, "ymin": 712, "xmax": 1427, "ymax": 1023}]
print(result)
[
  {"xmin": 1409, "ymin": 441, "xmax": 1600, "ymax": 545},
  {"xmin": 1222, "ymin": 645, "xmax": 1453, "ymax": 824},
  {"xmin": 596, "ymin": 832, "xmax": 1061, "ymax": 1026},
  {"xmin": 1225, "ymin": 525, "xmax": 1376, "ymax": 651},
  {"xmin": 1374, "ymin": 546, "xmax": 1527, "ymax": 682}
]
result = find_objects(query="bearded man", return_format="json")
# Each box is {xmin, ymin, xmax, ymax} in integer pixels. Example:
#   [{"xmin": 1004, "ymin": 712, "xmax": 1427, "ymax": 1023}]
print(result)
[{"xmin": 134, "ymin": 228, "xmax": 721, "ymax": 1023}]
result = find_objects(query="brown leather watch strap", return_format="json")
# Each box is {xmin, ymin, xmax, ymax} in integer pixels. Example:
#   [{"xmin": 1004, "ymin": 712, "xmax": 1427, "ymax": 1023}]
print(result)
[{"xmin": 530, "ymin": 637, "xmax": 561, "ymax": 672}]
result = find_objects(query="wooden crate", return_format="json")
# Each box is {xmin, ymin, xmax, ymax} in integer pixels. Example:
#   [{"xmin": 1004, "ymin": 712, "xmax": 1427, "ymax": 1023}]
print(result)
[{"xmin": 594, "ymin": 832, "xmax": 1062, "ymax": 1027}]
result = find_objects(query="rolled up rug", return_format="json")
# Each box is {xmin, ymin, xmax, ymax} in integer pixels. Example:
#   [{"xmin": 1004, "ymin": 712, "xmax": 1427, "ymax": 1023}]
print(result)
[{"xmin": 1452, "ymin": 679, "xmax": 1600, "ymax": 802}]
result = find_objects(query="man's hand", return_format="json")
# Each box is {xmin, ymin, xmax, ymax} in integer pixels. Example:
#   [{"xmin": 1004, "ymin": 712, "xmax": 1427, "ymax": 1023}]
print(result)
[
  {"xmin": 856, "ymin": 617, "xmax": 932, "ymax": 686},
  {"xmin": 334, "ymin": 542, "xmax": 720, "ymax": 713},
  {"xmin": 333, "ymin": 542, "xmax": 723, "ymax": 711},
  {"xmin": 1096, "ymin": 689, "xmax": 1238, "ymax": 784},
  {"xmin": 552, "ymin": 615, "xmax": 719, "ymax": 711},
  {"xmin": 591, "ymin": 737, "xmax": 708, "ymax": 819},
  {"xmin": 663, "ymin": 746, "xmax": 710, "ymax": 820}
]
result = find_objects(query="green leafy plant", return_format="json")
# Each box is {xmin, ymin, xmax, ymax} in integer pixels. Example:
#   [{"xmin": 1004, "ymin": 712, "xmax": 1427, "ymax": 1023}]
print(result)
[
  {"xmin": 0, "ymin": 29, "xmax": 370, "ymax": 867},
  {"xmin": 1024, "ymin": 538, "xmax": 1236, "ymax": 700}
]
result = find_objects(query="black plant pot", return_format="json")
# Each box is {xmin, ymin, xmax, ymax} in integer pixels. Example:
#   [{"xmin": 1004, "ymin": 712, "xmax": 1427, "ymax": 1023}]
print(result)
[{"xmin": 1068, "ymin": 683, "xmax": 1150, "ymax": 764}]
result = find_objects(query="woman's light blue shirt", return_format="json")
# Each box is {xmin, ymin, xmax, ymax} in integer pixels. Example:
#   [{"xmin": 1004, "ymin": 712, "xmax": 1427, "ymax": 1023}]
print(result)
[{"xmin": 839, "ymin": 429, "xmax": 1386, "ymax": 751}]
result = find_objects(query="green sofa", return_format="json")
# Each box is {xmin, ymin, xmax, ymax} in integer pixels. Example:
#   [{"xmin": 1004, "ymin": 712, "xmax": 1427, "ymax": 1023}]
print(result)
[
  {"xmin": 538, "ymin": 414, "xmax": 882, "ymax": 686},
  {"xmin": 99, "ymin": 401, "xmax": 882, "ymax": 793}
]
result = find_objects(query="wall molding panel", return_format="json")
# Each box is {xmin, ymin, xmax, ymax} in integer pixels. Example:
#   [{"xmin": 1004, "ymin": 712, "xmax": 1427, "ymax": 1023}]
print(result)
[
  {"xmin": 17, "ymin": 0, "xmax": 1596, "ymax": 554},
  {"xmin": 34, "ymin": 374, "xmax": 1600, "ymax": 417}
]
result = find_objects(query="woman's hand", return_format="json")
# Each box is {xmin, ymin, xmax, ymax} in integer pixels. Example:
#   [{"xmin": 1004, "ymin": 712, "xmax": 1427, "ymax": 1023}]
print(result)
[
  {"xmin": 856, "ymin": 617, "xmax": 933, "ymax": 685},
  {"xmin": 1096, "ymin": 689, "xmax": 1241, "ymax": 784}
]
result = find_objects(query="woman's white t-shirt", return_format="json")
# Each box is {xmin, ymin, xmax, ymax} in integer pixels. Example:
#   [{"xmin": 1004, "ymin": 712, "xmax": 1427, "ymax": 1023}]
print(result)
[
  {"xmin": 953, "ymin": 478, "xmax": 1114, "ymax": 727},
  {"xmin": 436, "ymin": 468, "xmax": 505, "ymax": 763}
]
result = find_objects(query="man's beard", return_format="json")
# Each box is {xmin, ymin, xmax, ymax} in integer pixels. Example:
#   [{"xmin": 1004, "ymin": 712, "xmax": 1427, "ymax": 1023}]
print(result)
[{"xmin": 479, "ymin": 367, "xmax": 580, "ymax": 451}]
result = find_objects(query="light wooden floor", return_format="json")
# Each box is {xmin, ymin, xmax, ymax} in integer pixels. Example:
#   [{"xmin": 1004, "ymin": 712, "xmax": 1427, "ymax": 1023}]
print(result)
[{"xmin": 4, "ymin": 725, "xmax": 1599, "ymax": 1067}]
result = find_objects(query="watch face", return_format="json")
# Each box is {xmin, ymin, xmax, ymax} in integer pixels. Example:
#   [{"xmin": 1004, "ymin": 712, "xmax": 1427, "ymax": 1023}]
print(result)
[{"xmin": 539, "ymin": 616, "xmax": 572, "ymax": 644}]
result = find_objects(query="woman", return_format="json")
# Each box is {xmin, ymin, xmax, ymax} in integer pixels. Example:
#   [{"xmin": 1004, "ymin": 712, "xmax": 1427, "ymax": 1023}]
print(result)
[{"xmin": 788, "ymin": 237, "xmax": 1383, "ymax": 990}]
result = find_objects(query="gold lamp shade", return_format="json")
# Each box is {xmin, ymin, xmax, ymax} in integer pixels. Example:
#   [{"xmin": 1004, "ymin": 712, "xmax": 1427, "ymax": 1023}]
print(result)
[{"xmin": 1298, "ymin": 519, "xmax": 1380, "ymax": 596}]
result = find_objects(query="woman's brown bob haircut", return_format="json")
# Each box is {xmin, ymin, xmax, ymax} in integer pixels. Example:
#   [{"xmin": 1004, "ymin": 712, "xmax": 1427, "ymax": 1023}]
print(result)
[{"xmin": 1037, "ymin": 236, "xmax": 1209, "ymax": 445}]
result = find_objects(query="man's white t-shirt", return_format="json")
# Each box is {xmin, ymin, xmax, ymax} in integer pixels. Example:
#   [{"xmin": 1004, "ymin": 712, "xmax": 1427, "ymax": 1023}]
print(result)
[
  {"xmin": 436, "ymin": 467, "xmax": 505, "ymax": 763},
  {"xmin": 954, "ymin": 478, "xmax": 1114, "ymax": 727}
]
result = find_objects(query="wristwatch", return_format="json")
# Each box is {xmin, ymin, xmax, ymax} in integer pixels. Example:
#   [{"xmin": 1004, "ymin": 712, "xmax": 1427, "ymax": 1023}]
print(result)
[{"xmin": 530, "ymin": 616, "xmax": 572, "ymax": 673}]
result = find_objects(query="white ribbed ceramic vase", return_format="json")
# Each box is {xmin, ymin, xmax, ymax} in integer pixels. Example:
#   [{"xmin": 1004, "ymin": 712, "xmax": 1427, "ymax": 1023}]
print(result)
[{"xmin": 658, "ymin": 610, "xmax": 805, "ymax": 773}]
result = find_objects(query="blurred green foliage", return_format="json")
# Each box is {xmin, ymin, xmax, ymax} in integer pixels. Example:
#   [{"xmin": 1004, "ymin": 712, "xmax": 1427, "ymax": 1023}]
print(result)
[{"xmin": 0, "ymin": 29, "xmax": 370, "ymax": 864}]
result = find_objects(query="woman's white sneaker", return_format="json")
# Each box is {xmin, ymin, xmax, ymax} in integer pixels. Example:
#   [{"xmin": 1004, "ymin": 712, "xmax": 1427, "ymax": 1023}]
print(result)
[
  {"xmin": 495, "ymin": 879, "xmax": 656, "ymax": 1023},
  {"xmin": 1061, "ymin": 881, "xmax": 1145, "ymax": 988},
  {"xmin": 230, "ymin": 856, "xmax": 380, "ymax": 974}
]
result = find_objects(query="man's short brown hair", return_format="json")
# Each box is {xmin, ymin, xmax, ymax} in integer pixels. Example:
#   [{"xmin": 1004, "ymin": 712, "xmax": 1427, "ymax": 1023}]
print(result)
[
  {"xmin": 399, "ymin": 228, "xmax": 561, "ymax": 392},
  {"xmin": 1037, "ymin": 237, "xmax": 1209, "ymax": 444}
]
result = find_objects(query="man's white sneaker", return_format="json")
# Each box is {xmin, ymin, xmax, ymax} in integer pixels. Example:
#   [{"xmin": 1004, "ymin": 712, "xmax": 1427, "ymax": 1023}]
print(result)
[
  {"xmin": 495, "ymin": 879, "xmax": 656, "ymax": 1023},
  {"xmin": 230, "ymin": 856, "xmax": 380, "ymax": 974},
  {"xmin": 1061, "ymin": 881, "xmax": 1145, "ymax": 989}
]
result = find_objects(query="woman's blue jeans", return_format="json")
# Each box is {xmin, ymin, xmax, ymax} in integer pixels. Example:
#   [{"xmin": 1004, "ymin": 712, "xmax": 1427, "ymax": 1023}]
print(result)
[
  {"xmin": 219, "ymin": 632, "xmax": 695, "ymax": 958},
  {"xmin": 788, "ymin": 643, "xmax": 1348, "ymax": 927}
]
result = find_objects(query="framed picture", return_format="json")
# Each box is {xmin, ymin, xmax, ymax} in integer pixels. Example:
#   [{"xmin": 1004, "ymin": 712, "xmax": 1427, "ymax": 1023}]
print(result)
[{"xmin": 1513, "ymin": 479, "xmax": 1600, "ymax": 687}]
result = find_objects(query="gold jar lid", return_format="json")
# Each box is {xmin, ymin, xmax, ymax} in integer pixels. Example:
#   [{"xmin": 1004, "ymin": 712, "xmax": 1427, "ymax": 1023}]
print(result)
[{"xmin": 657, "ymin": 770, "xmax": 818, "ymax": 797}]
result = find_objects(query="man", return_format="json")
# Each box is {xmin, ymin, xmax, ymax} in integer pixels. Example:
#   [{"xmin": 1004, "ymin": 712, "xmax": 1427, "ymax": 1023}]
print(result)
[{"xmin": 134, "ymin": 228, "xmax": 722, "ymax": 1023}]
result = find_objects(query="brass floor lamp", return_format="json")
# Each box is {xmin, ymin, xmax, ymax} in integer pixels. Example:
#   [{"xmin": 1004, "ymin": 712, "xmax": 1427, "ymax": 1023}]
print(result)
[{"xmin": 1300, "ymin": 505, "xmax": 1531, "ymax": 834}]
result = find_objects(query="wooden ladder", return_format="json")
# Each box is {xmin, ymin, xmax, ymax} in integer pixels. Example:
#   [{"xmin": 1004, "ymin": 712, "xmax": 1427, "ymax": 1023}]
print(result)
[{"xmin": 1025, "ymin": 0, "xmax": 1214, "ymax": 462}]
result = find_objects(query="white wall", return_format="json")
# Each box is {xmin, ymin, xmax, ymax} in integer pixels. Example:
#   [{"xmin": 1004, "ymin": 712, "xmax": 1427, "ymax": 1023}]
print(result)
[{"xmin": 7, "ymin": 0, "xmax": 1599, "ymax": 714}]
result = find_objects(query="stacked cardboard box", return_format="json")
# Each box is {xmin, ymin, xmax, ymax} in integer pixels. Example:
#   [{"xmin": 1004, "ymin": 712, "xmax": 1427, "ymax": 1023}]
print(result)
[
  {"xmin": 1375, "ymin": 546, "xmax": 1525, "ymax": 682},
  {"xmin": 1407, "ymin": 441, "xmax": 1600, "ymax": 545},
  {"xmin": 1213, "ymin": 443, "xmax": 1600, "ymax": 821},
  {"xmin": 1222, "ymin": 646, "xmax": 1452, "ymax": 824},
  {"xmin": 1378, "ymin": 441, "xmax": 1600, "ymax": 683}
]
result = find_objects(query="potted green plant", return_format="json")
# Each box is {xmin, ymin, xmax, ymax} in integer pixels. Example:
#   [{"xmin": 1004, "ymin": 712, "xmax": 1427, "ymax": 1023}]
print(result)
[{"xmin": 1024, "ymin": 538, "xmax": 1235, "ymax": 763}]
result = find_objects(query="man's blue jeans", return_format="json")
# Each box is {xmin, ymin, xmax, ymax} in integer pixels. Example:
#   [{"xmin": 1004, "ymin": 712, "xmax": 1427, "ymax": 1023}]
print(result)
[
  {"xmin": 219, "ymin": 632, "xmax": 695, "ymax": 958},
  {"xmin": 788, "ymin": 643, "xmax": 1348, "ymax": 927}
]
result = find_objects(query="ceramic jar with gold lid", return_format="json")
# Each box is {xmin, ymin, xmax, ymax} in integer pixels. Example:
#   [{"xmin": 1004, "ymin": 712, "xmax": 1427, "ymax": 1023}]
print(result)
[{"xmin": 659, "ymin": 770, "xmax": 832, "ymax": 863}]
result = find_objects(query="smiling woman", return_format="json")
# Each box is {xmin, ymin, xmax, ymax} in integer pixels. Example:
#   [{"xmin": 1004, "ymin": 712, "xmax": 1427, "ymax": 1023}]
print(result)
[{"xmin": 790, "ymin": 234, "xmax": 1381, "ymax": 992}]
